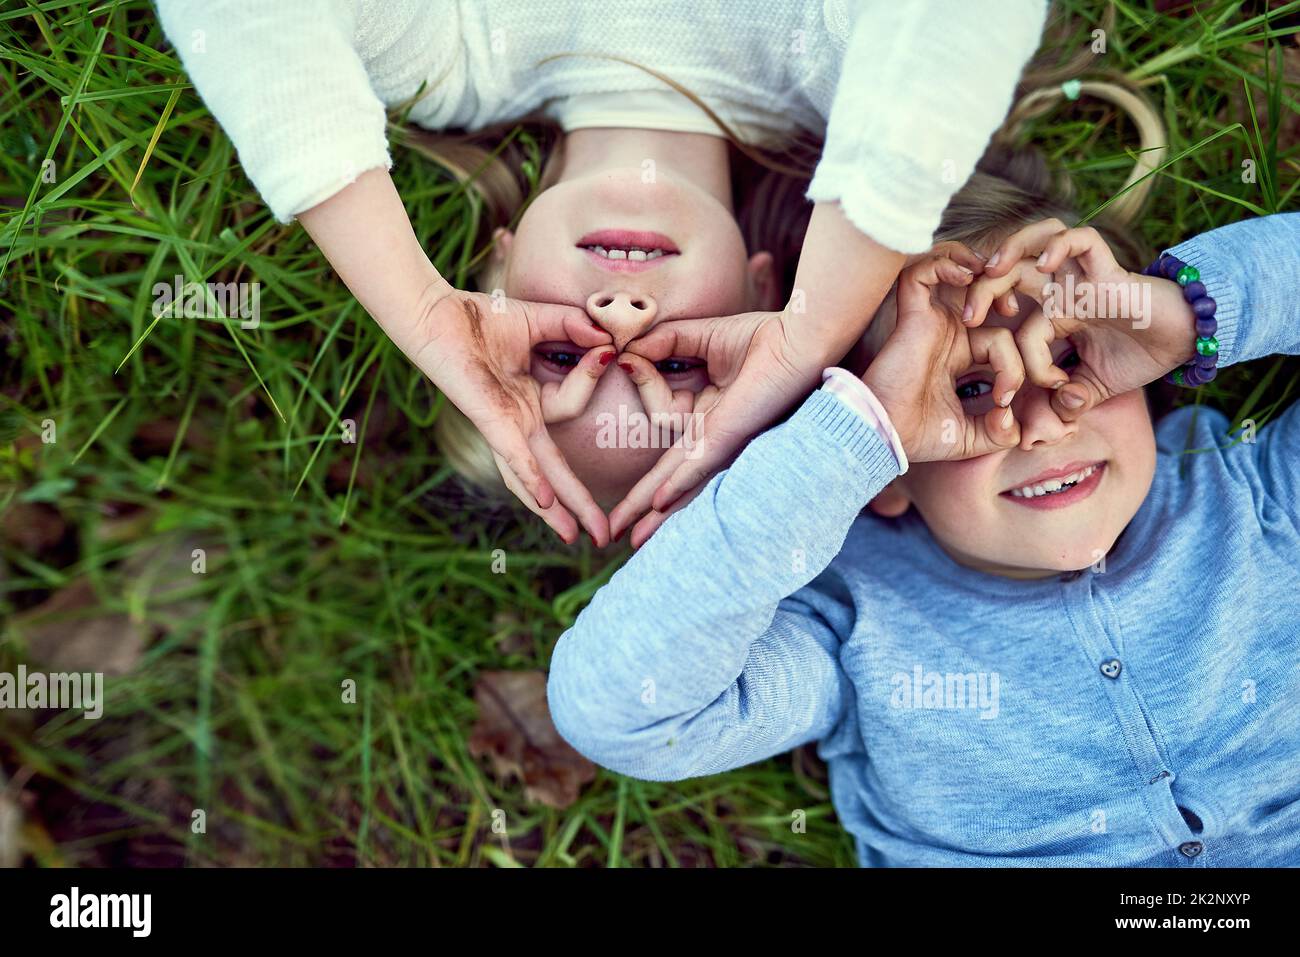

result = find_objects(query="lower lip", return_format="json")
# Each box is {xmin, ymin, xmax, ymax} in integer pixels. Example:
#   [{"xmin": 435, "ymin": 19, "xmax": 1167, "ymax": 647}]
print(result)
[
  {"xmin": 579, "ymin": 248, "xmax": 677, "ymax": 272},
  {"xmin": 576, "ymin": 230, "xmax": 679, "ymax": 254},
  {"xmin": 1000, "ymin": 462, "xmax": 1106, "ymax": 511}
]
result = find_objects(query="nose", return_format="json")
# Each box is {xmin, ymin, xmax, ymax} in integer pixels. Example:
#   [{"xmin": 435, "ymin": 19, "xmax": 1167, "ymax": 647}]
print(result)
[
  {"xmin": 1014, "ymin": 384, "xmax": 1079, "ymax": 451},
  {"xmin": 586, "ymin": 290, "xmax": 659, "ymax": 350}
]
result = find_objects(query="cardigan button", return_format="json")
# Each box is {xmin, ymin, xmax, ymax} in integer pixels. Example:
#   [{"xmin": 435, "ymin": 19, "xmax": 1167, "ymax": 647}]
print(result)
[
  {"xmin": 1178, "ymin": 841, "xmax": 1204, "ymax": 858},
  {"xmin": 1100, "ymin": 658, "xmax": 1122, "ymax": 679}
]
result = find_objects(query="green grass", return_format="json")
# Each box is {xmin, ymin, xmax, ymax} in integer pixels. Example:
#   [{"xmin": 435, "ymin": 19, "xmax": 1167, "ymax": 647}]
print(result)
[{"xmin": 1, "ymin": 0, "xmax": 1297, "ymax": 867}]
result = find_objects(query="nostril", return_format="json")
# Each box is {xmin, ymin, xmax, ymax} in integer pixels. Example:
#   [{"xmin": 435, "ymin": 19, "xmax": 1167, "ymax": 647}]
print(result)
[
  {"xmin": 595, "ymin": 297, "xmax": 613, "ymax": 308},
  {"xmin": 630, "ymin": 299, "xmax": 646, "ymax": 310}
]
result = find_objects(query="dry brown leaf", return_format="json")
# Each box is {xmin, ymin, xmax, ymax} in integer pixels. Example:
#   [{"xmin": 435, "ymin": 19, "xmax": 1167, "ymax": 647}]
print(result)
[
  {"xmin": 468, "ymin": 670, "xmax": 596, "ymax": 809},
  {"xmin": 10, "ymin": 532, "xmax": 216, "ymax": 675},
  {"xmin": 1, "ymin": 501, "xmax": 68, "ymax": 555},
  {"xmin": 12, "ymin": 578, "xmax": 147, "ymax": 675}
]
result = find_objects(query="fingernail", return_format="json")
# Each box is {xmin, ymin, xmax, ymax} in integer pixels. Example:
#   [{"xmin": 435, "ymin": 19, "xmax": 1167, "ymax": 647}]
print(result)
[
  {"xmin": 1052, "ymin": 379, "xmax": 1068, "ymax": 390},
  {"xmin": 1036, "ymin": 252, "xmax": 1049, "ymax": 268},
  {"xmin": 999, "ymin": 390, "xmax": 1014, "ymax": 407},
  {"xmin": 588, "ymin": 531, "xmax": 597, "ymax": 546},
  {"xmin": 617, "ymin": 361, "xmax": 634, "ymax": 373},
  {"xmin": 987, "ymin": 252, "xmax": 1001, "ymax": 268},
  {"xmin": 1060, "ymin": 391, "xmax": 1084, "ymax": 410},
  {"xmin": 613, "ymin": 527, "xmax": 625, "ymax": 542},
  {"xmin": 599, "ymin": 351, "xmax": 614, "ymax": 366},
  {"xmin": 958, "ymin": 265, "xmax": 973, "ymax": 275},
  {"xmin": 1002, "ymin": 409, "xmax": 1013, "ymax": 429},
  {"xmin": 962, "ymin": 305, "xmax": 974, "ymax": 324}
]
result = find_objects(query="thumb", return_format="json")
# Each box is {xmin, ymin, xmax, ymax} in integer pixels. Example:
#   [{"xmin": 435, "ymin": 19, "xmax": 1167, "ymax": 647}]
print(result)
[
  {"xmin": 1051, "ymin": 372, "xmax": 1107, "ymax": 423},
  {"xmin": 968, "ymin": 404, "xmax": 1021, "ymax": 458}
]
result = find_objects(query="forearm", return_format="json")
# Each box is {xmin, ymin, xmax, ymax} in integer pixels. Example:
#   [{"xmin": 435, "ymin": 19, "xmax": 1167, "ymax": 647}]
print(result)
[
  {"xmin": 548, "ymin": 389, "xmax": 900, "ymax": 779},
  {"xmin": 298, "ymin": 167, "xmax": 450, "ymax": 363},
  {"xmin": 788, "ymin": 202, "xmax": 906, "ymax": 366}
]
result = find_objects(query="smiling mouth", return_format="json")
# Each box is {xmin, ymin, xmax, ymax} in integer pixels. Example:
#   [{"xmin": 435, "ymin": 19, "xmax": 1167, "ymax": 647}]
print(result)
[
  {"xmin": 999, "ymin": 461, "xmax": 1107, "ymax": 510},
  {"xmin": 576, "ymin": 230, "xmax": 679, "ymax": 273}
]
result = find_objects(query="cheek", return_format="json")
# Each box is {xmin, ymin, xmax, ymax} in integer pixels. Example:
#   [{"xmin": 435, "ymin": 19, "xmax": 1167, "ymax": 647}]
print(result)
[
  {"xmin": 1086, "ymin": 391, "xmax": 1157, "ymax": 482},
  {"xmin": 505, "ymin": 195, "xmax": 571, "ymax": 299},
  {"xmin": 905, "ymin": 457, "xmax": 1001, "ymax": 523}
]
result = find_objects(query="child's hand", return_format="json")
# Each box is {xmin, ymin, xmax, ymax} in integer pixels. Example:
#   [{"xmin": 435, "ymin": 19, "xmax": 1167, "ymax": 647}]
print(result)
[
  {"xmin": 973, "ymin": 219, "xmax": 1198, "ymax": 420},
  {"xmin": 862, "ymin": 250, "xmax": 1025, "ymax": 463},
  {"xmin": 607, "ymin": 312, "xmax": 777, "ymax": 545},
  {"xmin": 418, "ymin": 285, "xmax": 617, "ymax": 545}
]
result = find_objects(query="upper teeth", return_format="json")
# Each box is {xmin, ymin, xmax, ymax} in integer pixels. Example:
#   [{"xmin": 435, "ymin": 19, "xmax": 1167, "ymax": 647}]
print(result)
[
  {"xmin": 586, "ymin": 245, "xmax": 666, "ymax": 260},
  {"xmin": 1009, "ymin": 464, "xmax": 1099, "ymax": 498}
]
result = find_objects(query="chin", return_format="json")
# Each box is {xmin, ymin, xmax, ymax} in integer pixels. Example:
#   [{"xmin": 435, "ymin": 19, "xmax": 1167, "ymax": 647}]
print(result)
[{"xmin": 1037, "ymin": 536, "xmax": 1121, "ymax": 573}]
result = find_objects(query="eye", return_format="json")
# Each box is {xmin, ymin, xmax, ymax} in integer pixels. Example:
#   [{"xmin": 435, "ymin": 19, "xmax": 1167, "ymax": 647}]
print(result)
[
  {"xmin": 541, "ymin": 349, "xmax": 582, "ymax": 367},
  {"xmin": 655, "ymin": 357, "xmax": 703, "ymax": 376},
  {"xmin": 955, "ymin": 374, "xmax": 997, "ymax": 416},
  {"xmin": 956, "ymin": 378, "xmax": 992, "ymax": 401},
  {"xmin": 1057, "ymin": 344, "xmax": 1081, "ymax": 369},
  {"xmin": 534, "ymin": 342, "xmax": 587, "ymax": 374}
]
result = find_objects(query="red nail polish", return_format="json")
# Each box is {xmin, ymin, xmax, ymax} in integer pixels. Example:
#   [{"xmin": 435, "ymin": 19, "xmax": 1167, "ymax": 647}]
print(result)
[
  {"xmin": 599, "ymin": 351, "xmax": 614, "ymax": 366},
  {"xmin": 617, "ymin": 361, "xmax": 634, "ymax": 373},
  {"xmin": 613, "ymin": 527, "xmax": 625, "ymax": 542}
]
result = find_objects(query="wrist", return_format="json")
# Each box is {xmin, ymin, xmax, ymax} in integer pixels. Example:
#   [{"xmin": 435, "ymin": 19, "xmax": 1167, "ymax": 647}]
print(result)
[
  {"xmin": 1140, "ymin": 253, "xmax": 1221, "ymax": 386},
  {"xmin": 418, "ymin": 274, "xmax": 458, "ymax": 320},
  {"xmin": 859, "ymin": 370, "xmax": 916, "ymax": 460},
  {"xmin": 1142, "ymin": 274, "xmax": 1199, "ymax": 368}
]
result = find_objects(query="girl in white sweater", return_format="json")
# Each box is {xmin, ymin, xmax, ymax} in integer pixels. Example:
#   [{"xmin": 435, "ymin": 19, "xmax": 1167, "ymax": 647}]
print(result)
[{"xmin": 156, "ymin": 0, "xmax": 1047, "ymax": 544}]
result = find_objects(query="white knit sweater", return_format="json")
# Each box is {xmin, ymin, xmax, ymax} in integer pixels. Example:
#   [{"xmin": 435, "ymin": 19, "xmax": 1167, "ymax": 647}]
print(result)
[{"xmin": 155, "ymin": 0, "xmax": 1047, "ymax": 253}]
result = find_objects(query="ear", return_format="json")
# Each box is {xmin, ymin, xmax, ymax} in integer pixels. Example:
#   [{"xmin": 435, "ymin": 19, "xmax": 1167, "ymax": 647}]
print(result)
[
  {"xmin": 491, "ymin": 227, "xmax": 514, "ymax": 264},
  {"xmin": 746, "ymin": 251, "xmax": 781, "ymax": 312},
  {"xmin": 479, "ymin": 227, "xmax": 513, "ymax": 293},
  {"xmin": 867, "ymin": 478, "xmax": 912, "ymax": 518}
]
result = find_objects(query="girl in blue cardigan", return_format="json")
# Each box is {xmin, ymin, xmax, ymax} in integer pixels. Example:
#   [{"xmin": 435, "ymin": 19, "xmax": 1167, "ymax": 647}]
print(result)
[{"xmin": 548, "ymin": 172, "xmax": 1300, "ymax": 865}]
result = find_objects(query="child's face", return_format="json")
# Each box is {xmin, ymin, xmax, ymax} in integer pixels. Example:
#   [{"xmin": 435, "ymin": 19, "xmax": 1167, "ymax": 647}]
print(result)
[
  {"xmin": 868, "ymin": 289, "xmax": 1159, "ymax": 579},
  {"xmin": 490, "ymin": 165, "xmax": 778, "ymax": 507}
]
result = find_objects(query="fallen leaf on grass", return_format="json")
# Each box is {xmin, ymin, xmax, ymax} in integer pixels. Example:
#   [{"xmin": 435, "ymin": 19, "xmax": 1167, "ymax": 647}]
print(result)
[
  {"xmin": 9, "ymin": 532, "xmax": 217, "ymax": 676},
  {"xmin": 468, "ymin": 670, "xmax": 595, "ymax": 809},
  {"xmin": 1, "ymin": 501, "xmax": 69, "ymax": 556},
  {"xmin": 11, "ymin": 578, "xmax": 147, "ymax": 676}
]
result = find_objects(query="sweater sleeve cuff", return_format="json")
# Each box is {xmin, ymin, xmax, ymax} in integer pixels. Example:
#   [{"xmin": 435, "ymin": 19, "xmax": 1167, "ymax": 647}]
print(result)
[
  {"xmin": 820, "ymin": 367, "xmax": 909, "ymax": 474},
  {"xmin": 794, "ymin": 384, "xmax": 903, "ymax": 487}
]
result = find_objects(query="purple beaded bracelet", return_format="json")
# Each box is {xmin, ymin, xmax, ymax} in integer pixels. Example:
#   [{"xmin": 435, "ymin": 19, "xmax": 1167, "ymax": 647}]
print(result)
[{"xmin": 1141, "ymin": 252, "xmax": 1219, "ymax": 387}]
